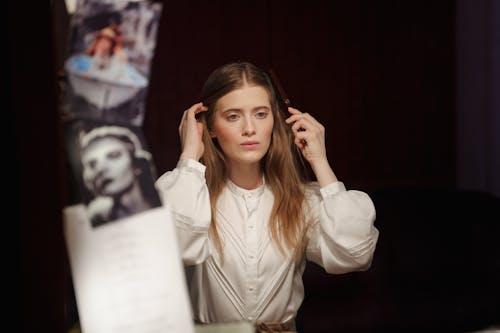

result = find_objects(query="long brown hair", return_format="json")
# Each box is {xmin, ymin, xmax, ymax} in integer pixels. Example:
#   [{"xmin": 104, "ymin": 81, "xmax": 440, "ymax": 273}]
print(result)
[{"xmin": 198, "ymin": 62, "xmax": 309, "ymax": 260}]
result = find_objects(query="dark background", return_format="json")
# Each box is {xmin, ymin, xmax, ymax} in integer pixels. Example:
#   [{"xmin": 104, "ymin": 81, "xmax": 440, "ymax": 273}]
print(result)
[{"xmin": 8, "ymin": 0, "xmax": 499, "ymax": 332}]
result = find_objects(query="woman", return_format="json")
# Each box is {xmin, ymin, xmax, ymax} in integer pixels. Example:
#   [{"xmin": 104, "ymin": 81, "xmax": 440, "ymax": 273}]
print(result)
[
  {"xmin": 155, "ymin": 62, "xmax": 379, "ymax": 331},
  {"xmin": 80, "ymin": 125, "xmax": 161, "ymax": 227}
]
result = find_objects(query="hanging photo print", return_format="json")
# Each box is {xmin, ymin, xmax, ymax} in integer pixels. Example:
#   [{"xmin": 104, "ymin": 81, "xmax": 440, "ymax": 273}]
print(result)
[
  {"xmin": 62, "ymin": 0, "xmax": 162, "ymax": 126},
  {"xmin": 64, "ymin": 119, "xmax": 162, "ymax": 227}
]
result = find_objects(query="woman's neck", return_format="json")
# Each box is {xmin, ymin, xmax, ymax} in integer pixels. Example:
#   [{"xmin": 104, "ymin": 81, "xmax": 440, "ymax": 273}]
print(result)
[{"xmin": 228, "ymin": 162, "xmax": 263, "ymax": 190}]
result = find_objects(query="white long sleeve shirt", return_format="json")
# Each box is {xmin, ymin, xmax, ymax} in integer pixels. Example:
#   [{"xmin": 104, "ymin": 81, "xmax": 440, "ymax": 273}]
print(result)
[{"xmin": 155, "ymin": 159, "xmax": 379, "ymax": 325}]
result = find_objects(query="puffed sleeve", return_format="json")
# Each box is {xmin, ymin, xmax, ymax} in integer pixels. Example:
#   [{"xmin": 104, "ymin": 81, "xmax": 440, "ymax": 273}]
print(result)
[
  {"xmin": 154, "ymin": 159, "xmax": 212, "ymax": 265},
  {"xmin": 305, "ymin": 181, "xmax": 379, "ymax": 274}
]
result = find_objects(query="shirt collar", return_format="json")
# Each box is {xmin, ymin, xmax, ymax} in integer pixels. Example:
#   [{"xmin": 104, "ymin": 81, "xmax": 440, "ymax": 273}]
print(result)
[{"xmin": 226, "ymin": 176, "xmax": 266, "ymax": 199}]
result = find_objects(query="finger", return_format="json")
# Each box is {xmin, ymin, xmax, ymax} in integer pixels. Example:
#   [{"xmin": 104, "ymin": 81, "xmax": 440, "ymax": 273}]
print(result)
[
  {"xmin": 294, "ymin": 129, "xmax": 310, "ymax": 148},
  {"xmin": 300, "ymin": 113, "xmax": 322, "ymax": 128},
  {"xmin": 179, "ymin": 110, "xmax": 188, "ymax": 133},
  {"xmin": 191, "ymin": 105, "xmax": 209, "ymax": 124},
  {"xmin": 189, "ymin": 101, "xmax": 204, "ymax": 111},
  {"xmin": 286, "ymin": 108, "xmax": 301, "ymax": 121},
  {"xmin": 180, "ymin": 105, "xmax": 195, "ymax": 125},
  {"xmin": 288, "ymin": 113, "xmax": 321, "ymax": 128},
  {"xmin": 294, "ymin": 134, "xmax": 307, "ymax": 149},
  {"xmin": 181, "ymin": 103, "xmax": 208, "ymax": 132},
  {"xmin": 192, "ymin": 103, "xmax": 208, "ymax": 117},
  {"xmin": 286, "ymin": 111, "xmax": 313, "ymax": 124},
  {"xmin": 291, "ymin": 117, "xmax": 315, "ymax": 134},
  {"xmin": 186, "ymin": 102, "xmax": 206, "ymax": 118},
  {"xmin": 285, "ymin": 114, "xmax": 299, "ymax": 124}
]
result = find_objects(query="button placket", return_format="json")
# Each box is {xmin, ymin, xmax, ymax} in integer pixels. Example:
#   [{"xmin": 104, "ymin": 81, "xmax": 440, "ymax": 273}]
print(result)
[{"xmin": 244, "ymin": 192, "xmax": 259, "ymax": 313}]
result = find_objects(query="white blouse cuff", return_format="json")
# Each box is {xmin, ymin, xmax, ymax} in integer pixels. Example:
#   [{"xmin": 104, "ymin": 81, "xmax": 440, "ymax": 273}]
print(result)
[
  {"xmin": 319, "ymin": 181, "xmax": 346, "ymax": 198},
  {"xmin": 177, "ymin": 159, "xmax": 206, "ymax": 175}
]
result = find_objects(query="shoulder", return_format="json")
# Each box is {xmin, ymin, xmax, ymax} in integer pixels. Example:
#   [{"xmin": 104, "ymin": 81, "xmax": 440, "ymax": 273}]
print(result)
[{"xmin": 157, "ymin": 159, "xmax": 205, "ymax": 181}]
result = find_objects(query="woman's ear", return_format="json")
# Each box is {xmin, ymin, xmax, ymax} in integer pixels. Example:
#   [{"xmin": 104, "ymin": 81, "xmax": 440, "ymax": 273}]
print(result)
[{"xmin": 209, "ymin": 131, "xmax": 216, "ymax": 138}]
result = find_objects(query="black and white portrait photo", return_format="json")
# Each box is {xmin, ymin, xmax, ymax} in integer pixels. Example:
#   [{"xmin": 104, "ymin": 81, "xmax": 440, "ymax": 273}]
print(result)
[{"xmin": 65, "ymin": 119, "xmax": 162, "ymax": 227}]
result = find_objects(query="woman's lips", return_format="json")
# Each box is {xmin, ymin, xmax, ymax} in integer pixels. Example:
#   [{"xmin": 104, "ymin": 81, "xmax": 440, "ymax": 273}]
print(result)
[
  {"xmin": 240, "ymin": 141, "xmax": 259, "ymax": 150},
  {"xmin": 96, "ymin": 177, "xmax": 113, "ymax": 191}
]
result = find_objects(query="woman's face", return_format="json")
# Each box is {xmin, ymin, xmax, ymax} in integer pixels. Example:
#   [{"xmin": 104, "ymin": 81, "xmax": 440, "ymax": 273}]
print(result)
[
  {"xmin": 211, "ymin": 85, "xmax": 274, "ymax": 169},
  {"xmin": 94, "ymin": 36, "xmax": 113, "ymax": 55},
  {"xmin": 81, "ymin": 136, "xmax": 136, "ymax": 196}
]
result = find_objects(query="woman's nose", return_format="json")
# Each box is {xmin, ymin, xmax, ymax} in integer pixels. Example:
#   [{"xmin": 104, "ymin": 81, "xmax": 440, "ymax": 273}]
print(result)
[
  {"xmin": 242, "ymin": 117, "xmax": 256, "ymax": 136},
  {"xmin": 93, "ymin": 159, "xmax": 109, "ymax": 174}
]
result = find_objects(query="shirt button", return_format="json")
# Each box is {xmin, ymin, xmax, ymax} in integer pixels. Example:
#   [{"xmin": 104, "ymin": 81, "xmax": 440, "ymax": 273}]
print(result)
[
  {"xmin": 249, "ymin": 255, "xmax": 254, "ymax": 259},
  {"xmin": 248, "ymin": 286, "xmax": 254, "ymax": 292},
  {"xmin": 249, "ymin": 225, "xmax": 254, "ymax": 229}
]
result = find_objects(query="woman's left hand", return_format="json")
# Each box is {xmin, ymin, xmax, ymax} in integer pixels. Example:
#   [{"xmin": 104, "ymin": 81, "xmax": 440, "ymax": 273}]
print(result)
[
  {"xmin": 286, "ymin": 107, "xmax": 338, "ymax": 186},
  {"xmin": 285, "ymin": 107, "xmax": 327, "ymax": 165}
]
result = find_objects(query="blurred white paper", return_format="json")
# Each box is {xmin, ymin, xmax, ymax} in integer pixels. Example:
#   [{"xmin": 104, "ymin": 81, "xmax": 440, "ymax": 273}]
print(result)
[{"xmin": 64, "ymin": 204, "xmax": 194, "ymax": 333}]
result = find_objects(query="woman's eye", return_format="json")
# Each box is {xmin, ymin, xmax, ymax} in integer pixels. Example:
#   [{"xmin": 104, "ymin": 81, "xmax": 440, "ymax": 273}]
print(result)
[
  {"xmin": 107, "ymin": 150, "xmax": 122, "ymax": 160},
  {"xmin": 226, "ymin": 114, "xmax": 239, "ymax": 121},
  {"xmin": 87, "ymin": 160, "xmax": 97, "ymax": 169},
  {"xmin": 255, "ymin": 111, "xmax": 268, "ymax": 119}
]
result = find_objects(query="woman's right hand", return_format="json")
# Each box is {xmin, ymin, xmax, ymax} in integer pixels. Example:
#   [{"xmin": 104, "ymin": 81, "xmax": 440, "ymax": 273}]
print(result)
[
  {"xmin": 86, "ymin": 196, "xmax": 113, "ymax": 224},
  {"xmin": 179, "ymin": 102, "xmax": 208, "ymax": 161}
]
